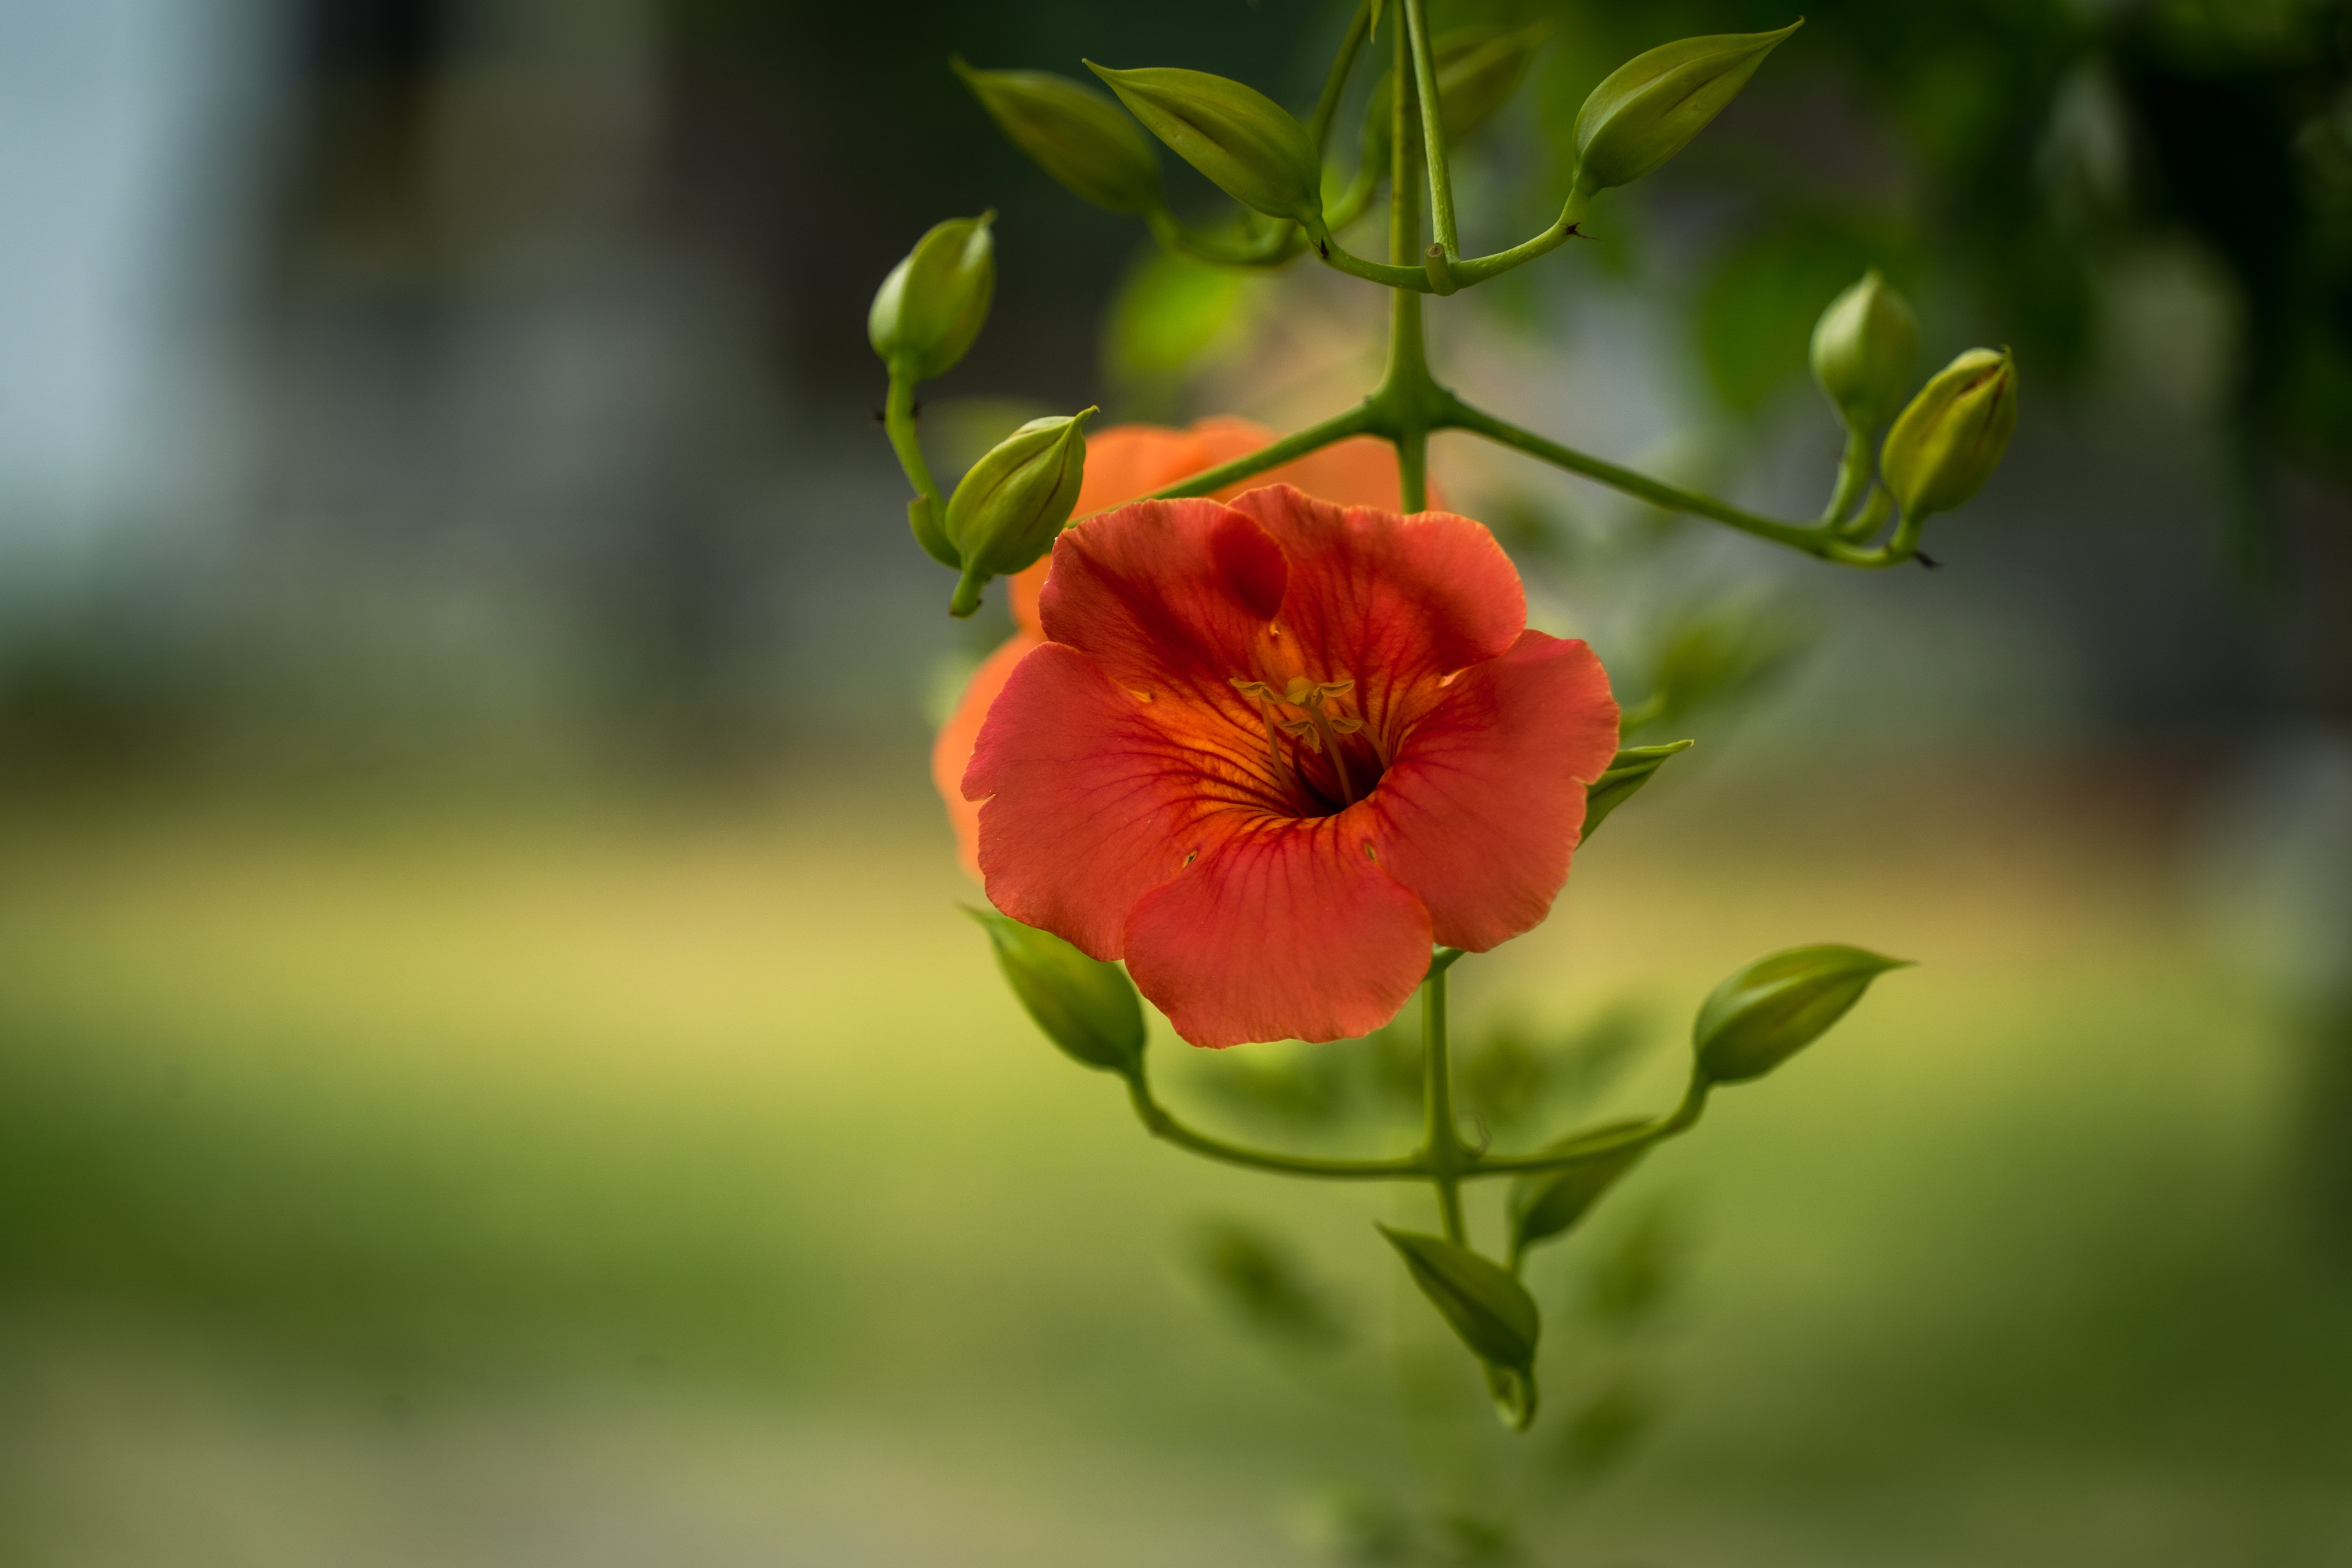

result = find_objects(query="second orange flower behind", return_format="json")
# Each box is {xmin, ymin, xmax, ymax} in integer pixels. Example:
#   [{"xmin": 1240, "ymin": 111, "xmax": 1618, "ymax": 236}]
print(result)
[{"xmin": 934, "ymin": 417, "xmax": 1619, "ymax": 1049}]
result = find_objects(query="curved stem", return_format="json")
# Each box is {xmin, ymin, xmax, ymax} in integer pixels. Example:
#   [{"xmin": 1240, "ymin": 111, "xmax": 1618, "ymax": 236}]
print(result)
[
  {"xmin": 1465, "ymin": 1069, "xmax": 1714, "ymax": 1176},
  {"xmin": 1145, "ymin": 202, "xmax": 1303, "ymax": 269},
  {"xmin": 1442, "ymin": 395, "xmax": 1920, "ymax": 568},
  {"xmin": 1124, "ymin": 1073, "xmax": 1425, "ymax": 1182},
  {"xmin": 1420, "ymin": 968, "xmax": 1468, "ymax": 1241},
  {"xmin": 1308, "ymin": 0, "xmax": 1375, "ymax": 155},
  {"xmin": 1837, "ymin": 483, "xmax": 1894, "ymax": 542},
  {"xmin": 884, "ymin": 371, "xmax": 959, "ymax": 567},
  {"xmin": 1820, "ymin": 428, "xmax": 1872, "ymax": 525},
  {"xmin": 1132, "ymin": 402, "xmax": 1378, "ymax": 507},
  {"xmin": 1311, "ymin": 225, "xmax": 1437, "ymax": 290},
  {"xmin": 1446, "ymin": 192, "xmax": 1589, "ymax": 287},
  {"xmin": 1402, "ymin": 0, "xmax": 1458, "ymax": 265},
  {"xmin": 1324, "ymin": 162, "xmax": 1381, "ymax": 233},
  {"xmin": 883, "ymin": 371, "xmax": 939, "ymax": 505}
]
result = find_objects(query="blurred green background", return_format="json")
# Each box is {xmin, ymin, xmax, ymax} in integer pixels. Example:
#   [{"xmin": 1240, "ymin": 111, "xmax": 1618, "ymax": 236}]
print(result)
[{"xmin": 2, "ymin": 1, "xmax": 2349, "ymax": 1564}]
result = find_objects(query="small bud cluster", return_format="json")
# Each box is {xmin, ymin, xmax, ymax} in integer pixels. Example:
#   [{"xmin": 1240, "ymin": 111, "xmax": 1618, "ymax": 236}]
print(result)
[{"xmin": 1809, "ymin": 269, "xmax": 2020, "ymax": 540}]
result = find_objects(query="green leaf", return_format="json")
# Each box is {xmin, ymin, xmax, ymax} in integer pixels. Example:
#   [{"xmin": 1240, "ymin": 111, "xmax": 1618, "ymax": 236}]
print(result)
[
  {"xmin": 1507, "ymin": 1122, "xmax": 1651, "ymax": 1263},
  {"xmin": 1186, "ymin": 1216, "xmax": 1348, "ymax": 1351},
  {"xmin": 1642, "ymin": 598, "xmax": 1807, "ymax": 732},
  {"xmin": 1559, "ymin": 1377, "xmax": 1659, "ymax": 1479},
  {"xmin": 1586, "ymin": 1205, "xmax": 1681, "ymax": 1331},
  {"xmin": 1581, "ymin": 741, "xmax": 1692, "ymax": 840},
  {"xmin": 1377, "ymin": 1225, "xmax": 1540, "ymax": 1429},
  {"xmin": 1102, "ymin": 248, "xmax": 1256, "ymax": 389},
  {"xmin": 965, "ymin": 908, "xmax": 1145, "ymax": 1077},
  {"xmin": 1693, "ymin": 943, "xmax": 1912, "ymax": 1085}
]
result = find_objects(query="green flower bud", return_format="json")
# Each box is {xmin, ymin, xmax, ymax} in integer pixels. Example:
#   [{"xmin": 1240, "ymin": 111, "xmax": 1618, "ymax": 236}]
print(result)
[
  {"xmin": 1572, "ymin": 22, "xmax": 1800, "ymax": 196},
  {"xmin": 868, "ymin": 213, "xmax": 995, "ymax": 382},
  {"xmin": 1085, "ymin": 63, "xmax": 1322, "ymax": 227},
  {"xmin": 965, "ymin": 907, "xmax": 1145, "ymax": 1077},
  {"xmin": 1377, "ymin": 1226, "xmax": 1540, "ymax": 1430},
  {"xmin": 1693, "ymin": 944, "xmax": 1911, "ymax": 1085},
  {"xmin": 1364, "ymin": 23, "xmax": 1547, "ymax": 159},
  {"xmin": 943, "ymin": 408, "xmax": 1096, "ymax": 617},
  {"xmin": 1810, "ymin": 269, "xmax": 1919, "ymax": 434},
  {"xmin": 953, "ymin": 60, "xmax": 1162, "ymax": 216},
  {"xmin": 1881, "ymin": 347, "xmax": 2019, "ymax": 521}
]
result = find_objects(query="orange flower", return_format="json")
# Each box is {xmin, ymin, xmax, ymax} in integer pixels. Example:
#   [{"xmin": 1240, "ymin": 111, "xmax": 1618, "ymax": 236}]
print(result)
[
  {"xmin": 933, "ymin": 417, "xmax": 1420, "ymax": 876},
  {"xmin": 965, "ymin": 488, "xmax": 1618, "ymax": 1047}
]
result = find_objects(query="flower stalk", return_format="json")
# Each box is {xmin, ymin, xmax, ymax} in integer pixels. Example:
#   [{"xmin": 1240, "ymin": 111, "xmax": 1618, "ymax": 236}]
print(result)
[{"xmin": 897, "ymin": 0, "xmax": 1972, "ymax": 1448}]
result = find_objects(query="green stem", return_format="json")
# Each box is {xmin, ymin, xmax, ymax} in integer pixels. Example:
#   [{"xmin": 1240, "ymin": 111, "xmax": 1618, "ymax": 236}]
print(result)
[
  {"xmin": 1402, "ymin": 0, "xmax": 1458, "ymax": 265},
  {"xmin": 1468, "ymin": 1070, "xmax": 1713, "ymax": 1175},
  {"xmin": 1821, "ymin": 428, "xmax": 1872, "ymax": 525},
  {"xmin": 1420, "ymin": 967, "xmax": 1468, "ymax": 1242},
  {"xmin": 884, "ymin": 371, "xmax": 938, "ymax": 504},
  {"xmin": 1133, "ymin": 402, "xmax": 1377, "ymax": 505},
  {"xmin": 1123, "ymin": 1073, "xmax": 1423, "ymax": 1182},
  {"xmin": 1446, "ymin": 191, "xmax": 1589, "ymax": 286},
  {"xmin": 1836, "ymin": 483, "xmax": 1894, "ymax": 542},
  {"xmin": 1441, "ymin": 396, "xmax": 1918, "ymax": 568},
  {"xmin": 1118, "ymin": 1045, "xmax": 1711, "ymax": 1187},
  {"xmin": 1386, "ymin": 18, "xmax": 1433, "ymax": 513},
  {"xmin": 885, "ymin": 371, "xmax": 959, "ymax": 568},
  {"xmin": 1308, "ymin": 0, "xmax": 1375, "ymax": 154},
  {"xmin": 1311, "ymin": 189, "xmax": 1591, "ymax": 293},
  {"xmin": 1311, "ymin": 225, "xmax": 1437, "ymax": 290},
  {"xmin": 1144, "ymin": 201, "xmax": 1302, "ymax": 269}
]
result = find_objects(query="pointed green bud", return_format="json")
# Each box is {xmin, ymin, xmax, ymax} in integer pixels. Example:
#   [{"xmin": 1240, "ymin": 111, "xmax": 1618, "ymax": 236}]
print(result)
[
  {"xmin": 965, "ymin": 907, "xmax": 1145, "ymax": 1077},
  {"xmin": 1581, "ymin": 740, "xmax": 1694, "ymax": 842},
  {"xmin": 1881, "ymin": 347, "xmax": 2019, "ymax": 522},
  {"xmin": 1507, "ymin": 1122, "xmax": 1651, "ymax": 1264},
  {"xmin": 1811, "ymin": 269, "xmax": 1919, "ymax": 434},
  {"xmin": 943, "ymin": 409, "xmax": 1095, "ymax": 617},
  {"xmin": 1365, "ymin": 23, "xmax": 1547, "ymax": 159},
  {"xmin": 868, "ymin": 213, "xmax": 995, "ymax": 382},
  {"xmin": 953, "ymin": 61, "xmax": 1163, "ymax": 216},
  {"xmin": 1572, "ymin": 23, "xmax": 1800, "ymax": 196},
  {"xmin": 1694, "ymin": 944, "xmax": 1911, "ymax": 1085},
  {"xmin": 1085, "ymin": 63, "xmax": 1322, "ymax": 227},
  {"xmin": 1378, "ymin": 1226, "xmax": 1540, "ymax": 1429}
]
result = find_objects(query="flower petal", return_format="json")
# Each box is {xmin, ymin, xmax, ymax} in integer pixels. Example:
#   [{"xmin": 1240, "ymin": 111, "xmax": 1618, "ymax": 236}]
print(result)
[
  {"xmin": 1035, "ymin": 499, "xmax": 1287, "ymax": 720},
  {"xmin": 1222, "ymin": 486, "xmax": 1526, "ymax": 745},
  {"xmin": 1123, "ymin": 815, "xmax": 1433, "ymax": 1047},
  {"xmin": 932, "ymin": 628, "xmax": 1043, "ymax": 879},
  {"xmin": 1007, "ymin": 420, "xmax": 1425, "ymax": 635},
  {"xmin": 967, "ymin": 639, "xmax": 1286, "ymax": 959},
  {"xmin": 1368, "ymin": 631, "xmax": 1620, "ymax": 952}
]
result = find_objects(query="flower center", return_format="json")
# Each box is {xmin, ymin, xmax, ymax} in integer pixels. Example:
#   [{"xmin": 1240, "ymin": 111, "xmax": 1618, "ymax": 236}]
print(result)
[{"xmin": 1230, "ymin": 674, "xmax": 1369, "ymax": 810}]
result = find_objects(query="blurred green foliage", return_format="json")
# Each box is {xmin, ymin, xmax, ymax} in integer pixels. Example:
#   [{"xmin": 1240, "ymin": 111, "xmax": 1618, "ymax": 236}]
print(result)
[{"xmin": 1497, "ymin": 0, "xmax": 2350, "ymax": 503}]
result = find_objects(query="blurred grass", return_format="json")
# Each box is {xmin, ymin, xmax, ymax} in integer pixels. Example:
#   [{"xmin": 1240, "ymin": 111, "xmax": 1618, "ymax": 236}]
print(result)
[{"xmin": 1, "ymin": 761, "xmax": 2347, "ymax": 1565}]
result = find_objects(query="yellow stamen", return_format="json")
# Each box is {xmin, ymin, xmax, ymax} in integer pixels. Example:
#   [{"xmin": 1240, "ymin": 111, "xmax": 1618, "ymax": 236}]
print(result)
[{"xmin": 1229, "ymin": 673, "xmax": 1365, "ymax": 808}]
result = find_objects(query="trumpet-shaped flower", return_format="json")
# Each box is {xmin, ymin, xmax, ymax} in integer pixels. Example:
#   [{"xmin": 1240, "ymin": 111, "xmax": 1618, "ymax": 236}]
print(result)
[
  {"xmin": 933, "ymin": 417, "xmax": 1419, "ymax": 875},
  {"xmin": 963, "ymin": 485, "xmax": 1618, "ymax": 1049}
]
